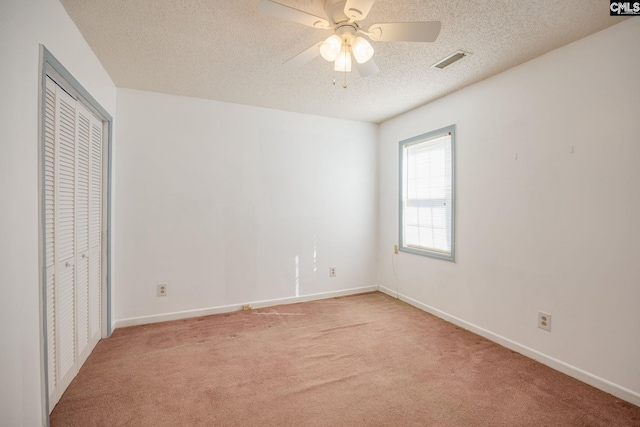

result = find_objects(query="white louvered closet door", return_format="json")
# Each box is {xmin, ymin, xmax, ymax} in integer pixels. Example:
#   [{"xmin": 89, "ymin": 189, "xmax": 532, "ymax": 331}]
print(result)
[
  {"xmin": 75, "ymin": 102, "xmax": 91, "ymax": 365},
  {"xmin": 44, "ymin": 77, "xmax": 57, "ymax": 407},
  {"xmin": 55, "ymin": 82, "xmax": 77, "ymax": 400},
  {"xmin": 45, "ymin": 76, "xmax": 103, "ymax": 411},
  {"xmin": 88, "ymin": 112, "xmax": 102, "ymax": 346}
]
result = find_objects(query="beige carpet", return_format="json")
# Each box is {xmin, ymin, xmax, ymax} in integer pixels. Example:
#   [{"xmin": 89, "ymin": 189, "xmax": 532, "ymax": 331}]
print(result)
[{"xmin": 51, "ymin": 292, "xmax": 640, "ymax": 426}]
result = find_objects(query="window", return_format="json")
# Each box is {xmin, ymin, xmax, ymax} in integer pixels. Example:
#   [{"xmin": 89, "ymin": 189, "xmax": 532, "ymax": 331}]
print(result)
[{"xmin": 399, "ymin": 125, "xmax": 455, "ymax": 261}]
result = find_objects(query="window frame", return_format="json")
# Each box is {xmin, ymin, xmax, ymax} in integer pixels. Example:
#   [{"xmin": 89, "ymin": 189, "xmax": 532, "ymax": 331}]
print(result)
[{"xmin": 398, "ymin": 124, "xmax": 456, "ymax": 262}]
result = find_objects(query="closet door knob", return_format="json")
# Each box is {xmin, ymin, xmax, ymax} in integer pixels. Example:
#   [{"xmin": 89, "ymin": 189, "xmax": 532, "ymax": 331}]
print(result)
[{"xmin": 65, "ymin": 261, "xmax": 72, "ymax": 267}]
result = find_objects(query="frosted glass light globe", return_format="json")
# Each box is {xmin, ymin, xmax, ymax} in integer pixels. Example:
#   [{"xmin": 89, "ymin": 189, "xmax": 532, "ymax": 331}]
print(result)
[
  {"xmin": 352, "ymin": 37, "xmax": 374, "ymax": 64},
  {"xmin": 320, "ymin": 35, "xmax": 342, "ymax": 62},
  {"xmin": 334, "ymin": 46, "xmax": 352, "ymax": 72}
]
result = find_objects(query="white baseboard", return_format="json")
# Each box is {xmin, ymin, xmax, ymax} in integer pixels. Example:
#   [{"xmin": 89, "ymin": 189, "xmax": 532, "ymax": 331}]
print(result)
[
  {"xmin": 115, "ymin": 285, "xmax": 378, "ymax": 329},
  {"xmin": 378, "ymin": 285, "xmax": 640, "ymax": 407}
]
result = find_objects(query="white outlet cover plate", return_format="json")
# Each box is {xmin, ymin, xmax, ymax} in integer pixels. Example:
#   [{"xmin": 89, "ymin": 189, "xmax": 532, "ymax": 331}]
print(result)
[
  {"xmin": 538, "ymin": 311, "xmax": 551, "ymax": 331},
  {"xmin": 157, "ymin": 284, "xmax": 168, "ymax": 296}
]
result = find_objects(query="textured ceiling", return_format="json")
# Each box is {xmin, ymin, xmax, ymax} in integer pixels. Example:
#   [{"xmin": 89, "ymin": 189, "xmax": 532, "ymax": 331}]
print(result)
[{"xmin": 60, "ymin": 0, "xmax": 626, "ymax": 123}]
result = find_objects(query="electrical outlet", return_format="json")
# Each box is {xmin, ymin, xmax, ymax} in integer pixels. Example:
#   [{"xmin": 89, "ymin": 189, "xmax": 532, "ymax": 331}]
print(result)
[
  {"xmin": 157, "ymin": 284, "xmax": 168, "ymax": 297},
  {"xmin": 538, "ymin": 311, "xmax": 551, "ymax": 331},
  {"xmin": 329, "ymin": 266, "xmax": 336, "ymax": 277},
  {"xmin": 394, "ymin": 245, "xmax": 399, "ymax": 254}
]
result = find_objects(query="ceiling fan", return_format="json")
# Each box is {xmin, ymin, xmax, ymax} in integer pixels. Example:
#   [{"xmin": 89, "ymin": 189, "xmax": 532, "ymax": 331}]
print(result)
[{"xmin": 257, "ymin": 0, "xmax": 441, "ymax": 85}]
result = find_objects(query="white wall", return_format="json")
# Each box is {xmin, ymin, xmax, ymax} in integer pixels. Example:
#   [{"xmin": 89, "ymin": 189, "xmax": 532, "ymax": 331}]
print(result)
[
  {"xmin": 115, "ymin": 89, "xmax": 378, "ymax": 322},
  {"xmin": 378, "ymin": 19, "xmax": 640, "ymax": 404},
  {"xmin": 0, "ymin": 0, "xmax": 116, "ymax": 425}
]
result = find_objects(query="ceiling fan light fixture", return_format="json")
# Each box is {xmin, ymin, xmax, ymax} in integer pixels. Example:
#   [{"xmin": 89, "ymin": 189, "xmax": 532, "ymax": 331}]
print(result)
[
  {"xmin": 255, "ymin": 0, "xmax": 442, "ymax": 81},
  {"xmin": 351, "ymin": 36, "xmax": 374, "ymax": 64},
  {"xmin": 334, "ymin": 45, "xmax": 352, "ymax": 72},
  {"xmin": 320, "ymin": 35, "xmax": 342, "ymax": 61}
]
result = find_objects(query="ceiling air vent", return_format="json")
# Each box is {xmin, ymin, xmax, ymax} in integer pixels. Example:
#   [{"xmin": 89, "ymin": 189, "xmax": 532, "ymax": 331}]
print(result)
[{"xmin": 431, "ymin": 50, "xmax": 470, "ymax": 70}]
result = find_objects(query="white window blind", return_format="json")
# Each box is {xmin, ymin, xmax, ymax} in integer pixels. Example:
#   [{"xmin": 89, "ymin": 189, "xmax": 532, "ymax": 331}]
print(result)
[{"xmin": 400, "ymin": 126, "xmax": 454, "ymax": 261}]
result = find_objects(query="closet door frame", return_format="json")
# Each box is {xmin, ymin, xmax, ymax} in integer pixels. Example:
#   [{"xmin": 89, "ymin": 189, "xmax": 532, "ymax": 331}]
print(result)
[{"xmin": 38, "ymin": 45, "xmax": 113, "ymax": 425}]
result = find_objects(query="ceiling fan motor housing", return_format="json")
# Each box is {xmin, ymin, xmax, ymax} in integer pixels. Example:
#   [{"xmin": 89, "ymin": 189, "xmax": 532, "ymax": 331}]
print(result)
[
  {"xmin": 324, "ymin": 0, "xmax": 351, "ymax": 25},
  {"xmin": 336, "ymin": 22, "xmax": 359, "ymax": 42}
]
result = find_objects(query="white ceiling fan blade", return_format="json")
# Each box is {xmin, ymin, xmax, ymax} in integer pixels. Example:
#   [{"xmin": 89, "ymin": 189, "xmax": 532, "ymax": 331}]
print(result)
[
  {"xmin": 367, "ymin": 22, "xmax": 441, "ymax": 42},
  {"xmin": 354, "ymin": 57, "xmax": 379, "ymax": 77},
  {"xmin": 257, "ymin": 0, "xmax": 330, "ymax": 29},
  {"xmin": 282, "ymin": 42, "xmax": 322, "ymax": 69},
  {"xmin": 344, "ymin": 0, "xmax": 376, "ymax": 21}
]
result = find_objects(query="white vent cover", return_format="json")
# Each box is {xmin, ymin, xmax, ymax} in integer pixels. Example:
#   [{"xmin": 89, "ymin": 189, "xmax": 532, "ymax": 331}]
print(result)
[{"xmin": 431, "ymin": 50, "xmax": 471, "ymax": 70}]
